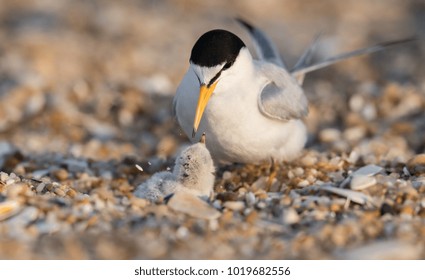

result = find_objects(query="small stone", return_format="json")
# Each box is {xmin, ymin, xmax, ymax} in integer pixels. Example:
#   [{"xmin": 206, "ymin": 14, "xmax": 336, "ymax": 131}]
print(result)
[
  {"xmin": 297, "ymin": 180, "xmax": 310, "ymax": 187},
  {"xmin": 223, "ymin": 201, "xmax": 245, "ymax": 212},
  {"xmin": 282, "ymin": 208, "xmax": 300, "ymax": 225},
  {"xmin": 300, "ymin": 154, "xmax": 318, "ymax": 167},
  {"xmin": 36, "ymin": 183, "xmax": 46, "ymax": 193},
  {"xmin": 66, "ymin": 189, "xmax": 77, "ymax": 198},
  {"xmin": 0, "ymin": 200, "xmax": 21, "ymax": 221},
  {"xmin": 400, "ymin": 204, "xmax": 415, "ymax": 217},
  {"xmin": 245, "ymin": 192, "xmax": 256, "ymax": 207},
  {"xmin": 343, "ymin": 126, "xmax": 366, "ymax": 142},
  {"xmin": 53, "ymin": 169, "xmax": 69, "ymax": 181},
  {"xmin": 256, "ymin": 201, "xmax": 267, "ymax": 209},
  {"xmin": 216, "ymin": 191, "xmax": 238, "ymax": 202},
  {"xmin": 347, "ymin": 150, "xmax": 359, "ymax": 164},
  {"xmin": 380, "ymin": 203, "xmax": 396, "ymax": 216},
  {"xmin": 130, "ymin": 196, "xmax": 148, "ymax": 208},
  {"xmin": 176, "ymin": 226, "xmax": 189, "ymax": 240},
  {"xmin": 252, "ymin": 176, "xmax": 267, "ymax": 190},
  {"xmin": 254, "ymin": 189, "xmax": 268, "ymax": 200},
  {"xmin": 54, "ymin": 188, "xmax": 66, "ymax": 197},
  {"xmin": 0, "ymin": 172, "xmax": 8, "ymax": 182},
  {"xmin": 403, "ymin": 166, "xmax": 411, "ymax": 176},
  {"xmin": 168, "ymin": 191, "xmax": 221, "ymax": 219},
  {"xmin": 293, "ymin": 167, "xmax": 304, "ymax": 176},
  {"xmin": 32, "ymin": 169, "xmax": 50, "ymax": 179},
  {"xmin": 407, "ymin": 154, "xmax": 425, "ymax": 175},
  {"xmin": 245, "ymin": 210, "xmax": 258, "ymax": 224},
  {"xmin": 222, "ymin": 171, "xmax": 232, "ymax": 181},
  {"xmin": 330, "ymin": 203, "xmax": 342, "ymax": 212},
  {"xmin": 340, "ymin": 240, "xmax": 421, "ymax": 259},
  {"xmin": 208, "ymin": 219, "xmax": 219, "ymax": 231},
  {"xmin": 319, "ymin": 128, "xmax": 341, "ymax": 143}
]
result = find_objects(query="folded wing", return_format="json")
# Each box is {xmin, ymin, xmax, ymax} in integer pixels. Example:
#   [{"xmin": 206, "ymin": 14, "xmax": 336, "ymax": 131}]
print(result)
[{"xmin": 257, "ymin": 62, "xmax": 308, "ymax": 121}]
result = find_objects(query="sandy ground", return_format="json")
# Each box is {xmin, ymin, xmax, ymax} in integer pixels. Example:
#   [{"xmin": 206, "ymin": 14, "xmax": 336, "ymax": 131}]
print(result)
[{"xmin": 0, "ymin": 0, "xmax": 424, "ymax": 259}]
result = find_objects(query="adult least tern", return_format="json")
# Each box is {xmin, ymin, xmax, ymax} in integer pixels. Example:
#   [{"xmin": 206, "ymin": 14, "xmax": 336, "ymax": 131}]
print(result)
[{"xmin": 173, "ymin": 19, "xmax": 413, "ymax": 164}]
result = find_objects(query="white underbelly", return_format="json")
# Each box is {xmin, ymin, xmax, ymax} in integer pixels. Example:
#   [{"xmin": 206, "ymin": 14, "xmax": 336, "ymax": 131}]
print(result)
[
  {"xmin": 201, "ymin": 92, "xmax": 307, "ymax": 163},
  {"xmin": 175, "ymin": 74, "xmax": 307, "ymax": 164}
]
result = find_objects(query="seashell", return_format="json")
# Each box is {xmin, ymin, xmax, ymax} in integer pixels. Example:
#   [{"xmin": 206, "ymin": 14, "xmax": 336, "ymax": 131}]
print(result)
[
  {"xmin": 350, "ymin": 175, "xmax": 377, "ymax": 190},
  {"xmin": 168, "ymin": 191, "xmax": 221, "ymax": 219},
  {"xmin": 320, "ymin": 185, "xmax": 374, "ymax": 205},
  {"xmin": 0, "ymin": 200, "xmax": 22, "ymax": 221}
]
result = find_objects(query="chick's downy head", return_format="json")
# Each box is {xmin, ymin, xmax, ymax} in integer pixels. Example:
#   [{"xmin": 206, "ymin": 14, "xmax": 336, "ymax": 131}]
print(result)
[{"xmin": 173, "ymin": 142, "xmax": 215, "ymax": 196}]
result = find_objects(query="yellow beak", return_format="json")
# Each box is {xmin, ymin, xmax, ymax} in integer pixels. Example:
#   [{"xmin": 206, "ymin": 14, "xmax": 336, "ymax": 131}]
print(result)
[{"xmin": 192, "ymin": 81, "xmax": 217, "ymax": 138}]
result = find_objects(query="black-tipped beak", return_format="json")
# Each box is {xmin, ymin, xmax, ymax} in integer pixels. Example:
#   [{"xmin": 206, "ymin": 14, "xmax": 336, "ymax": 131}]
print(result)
[{"xmin": 192, "ymin": 82, "xmax": 217, "ymax": 138}]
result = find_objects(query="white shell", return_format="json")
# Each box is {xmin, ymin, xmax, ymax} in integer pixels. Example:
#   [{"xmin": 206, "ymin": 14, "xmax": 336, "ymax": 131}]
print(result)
[
  {"xmin": 320, "ymin": 185, "xmax": 374, "ymax": 205},
  {"xmin": 168, "ymin": 191, "xmax": 221, "ymax": 219}
]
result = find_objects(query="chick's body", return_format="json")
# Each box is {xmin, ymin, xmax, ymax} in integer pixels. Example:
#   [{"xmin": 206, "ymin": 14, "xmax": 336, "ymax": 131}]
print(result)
[{"xmin": 134, "ymin": 142, "xmax": 215, "ymax": 201}]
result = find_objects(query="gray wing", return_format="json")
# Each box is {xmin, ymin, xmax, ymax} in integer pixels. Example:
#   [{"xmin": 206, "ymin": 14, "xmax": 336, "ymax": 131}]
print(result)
[
  {"xmin": 291, "ymin": 37, "xmax": 416, "ymax": 77},
  {"xmin": 257, "ymin": 62, "xmax": 308, "ymax": 121},
  {"xmin": 236, "ymin": 18, "xmax": 286, "ymax": 69}
]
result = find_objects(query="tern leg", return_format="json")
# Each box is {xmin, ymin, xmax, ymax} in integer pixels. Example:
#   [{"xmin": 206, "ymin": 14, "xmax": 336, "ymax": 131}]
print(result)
[{"xmin": 266, "ymin": 157, "xmax": 277, "ymax": 192}]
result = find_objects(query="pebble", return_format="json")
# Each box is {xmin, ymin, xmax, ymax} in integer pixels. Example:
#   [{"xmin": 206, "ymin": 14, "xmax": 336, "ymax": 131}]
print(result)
[
  {"xmin": 53, "ymin": 169, "xmax": 69, "ymax": 181},
  {"xmin": 252, "ymin": 176, "xmax": 267, "ymax": 190},
  {"xmin": 343, "ymin": 126, "xmax": 366, "ymax": 142},
  {"xmin": 245, "ymin": 192, "xmax": 256, "ymax": 207},
  {"xmin": 222, "ymin": 171, "xmax": 232, "ymax": 181},
  {"xmin": 300, "ymin": 154, "xmax": 318, "ymax": 166},
  {"xmin": 339, "ymin": 240, "xmax": 421, "ymax": 259},
  {"xmin": 176, "ymin": 226, "xmax": 189, "ymax": 240},
  {"xmin": 223, "ymin": 201, "xmax": 245, "ymax": 212},
  {"xmin": 319, "ymin": 128, "xmax": 341, "ymax": 143},
  {"xmin": 282, "ymin": 208, "xmax": 300, "ymax": 225},
  {"xmin": 0, "ymin": 200, "xmax": 22, "ymax": 221},
  {"xmin": 167, "ymin": 191, "xmax": 221, "ymax": 220},
  {"xmin": 407, "ymin": 154, "xmax": 425, "ymax": 175}
]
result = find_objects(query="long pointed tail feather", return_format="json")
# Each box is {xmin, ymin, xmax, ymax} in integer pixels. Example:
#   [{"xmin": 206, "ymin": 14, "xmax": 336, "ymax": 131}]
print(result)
[{"xmin": 291, "ymin": 37, "xmax": 416, "ymax": 77}]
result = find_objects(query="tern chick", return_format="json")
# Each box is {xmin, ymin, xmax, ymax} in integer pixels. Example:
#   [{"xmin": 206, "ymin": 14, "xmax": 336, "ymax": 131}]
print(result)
[{"xmin": 134, "ymin": 135, "xmax": 215, "ymax": 201}]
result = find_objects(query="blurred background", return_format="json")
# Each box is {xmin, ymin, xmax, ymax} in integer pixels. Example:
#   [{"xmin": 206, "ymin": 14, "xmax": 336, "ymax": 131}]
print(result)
[
  {"xmin": 0, "ymin": 0, "xmax": 424, "ymax": 162},
  {"xmin": 0, "ymin": 0, "xmax": 425, "ymax": 260}
]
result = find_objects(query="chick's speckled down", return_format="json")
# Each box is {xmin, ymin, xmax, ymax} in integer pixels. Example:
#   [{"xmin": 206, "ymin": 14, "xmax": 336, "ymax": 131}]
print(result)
[{"xmin": 135, "ymin": 142, "xmax": 215, "ymax": 201}]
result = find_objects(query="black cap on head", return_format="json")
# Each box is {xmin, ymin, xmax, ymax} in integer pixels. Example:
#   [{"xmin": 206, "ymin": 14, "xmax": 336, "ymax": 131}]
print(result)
[{"xmin": 190, "ymin": 29, "xmax": 246, "ymax": 67}]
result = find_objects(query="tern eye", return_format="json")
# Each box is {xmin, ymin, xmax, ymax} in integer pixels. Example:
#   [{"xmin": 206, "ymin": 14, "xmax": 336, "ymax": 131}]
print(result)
[
  {"xmin": 222, "ymin": 61, "xmax": 232, "ymax": 70},
  {"xmin": 208, "ymin": 71, "xmax": 221, "ymax": 87}
]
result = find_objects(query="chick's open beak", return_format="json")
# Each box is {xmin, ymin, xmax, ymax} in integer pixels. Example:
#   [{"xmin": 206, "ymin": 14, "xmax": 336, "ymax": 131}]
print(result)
[{"xmin": 192, "ymin": 81, "xmax": 217, "ymax": 138}]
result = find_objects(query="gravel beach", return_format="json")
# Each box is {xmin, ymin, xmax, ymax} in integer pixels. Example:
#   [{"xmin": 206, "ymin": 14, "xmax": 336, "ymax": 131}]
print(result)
[{"xmin": 0, "ymin": 0, "xmax": 424, "ymax": 259}]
